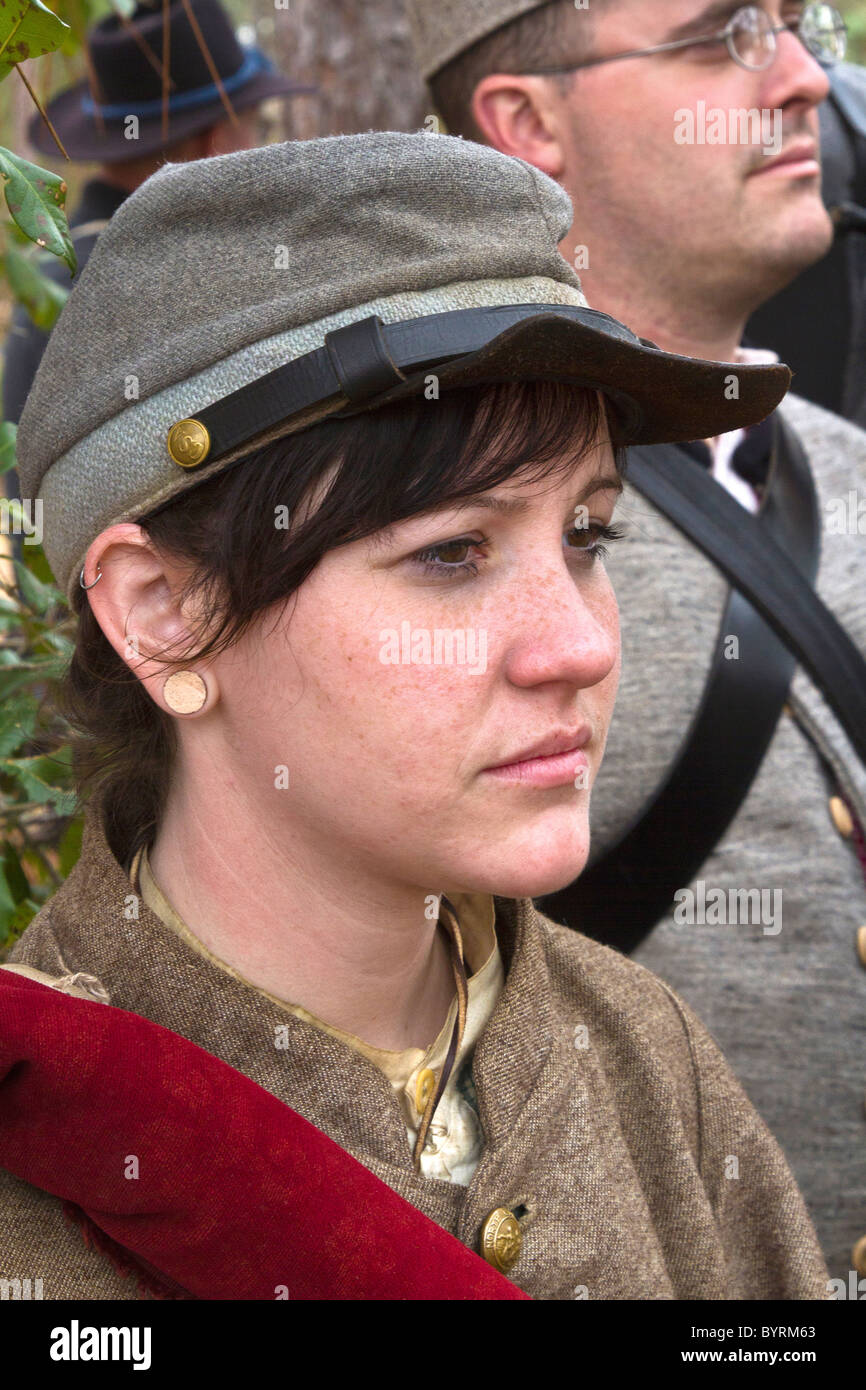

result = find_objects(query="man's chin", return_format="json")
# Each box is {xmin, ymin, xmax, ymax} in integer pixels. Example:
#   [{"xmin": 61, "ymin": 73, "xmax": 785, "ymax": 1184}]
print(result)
[{"xmin": 746, "ymin": 196, "xmax": 835, "ymax": 297}]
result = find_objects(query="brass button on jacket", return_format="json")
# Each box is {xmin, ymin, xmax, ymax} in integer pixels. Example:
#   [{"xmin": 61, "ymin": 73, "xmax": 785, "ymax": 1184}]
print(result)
[
  {"xmin": 415, "ymin": 1067, "xmax": 435, "ymax": 1115},
  {"xmin": 480, "ymin": 1207, "xmax": 522, "ymax": 1274},
  {"xmin": 853, "ymin": 1235, "xmax": 866, "ymax": 1279},
  {"xmin": 829, "ymin": 795, "xmax": 855, "ymax": 839},
  {"xmin": 857, "ymin": 926, "xmax": 866, "ymax": 969}
]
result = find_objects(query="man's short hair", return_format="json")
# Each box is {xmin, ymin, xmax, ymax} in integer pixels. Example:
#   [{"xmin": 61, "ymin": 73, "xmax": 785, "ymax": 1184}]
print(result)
[{"xmin": 430, "ymin": 0, "xmax": 603, "ymax": 140}]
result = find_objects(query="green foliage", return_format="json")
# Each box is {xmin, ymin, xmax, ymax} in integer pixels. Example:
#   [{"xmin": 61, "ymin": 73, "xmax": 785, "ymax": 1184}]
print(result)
[
  {"xmin": 0, "ymin": 533, "xmax": 80, "ymax": 958},
  {"xmin": 0, "ymin": 148, "xmax": 75, "ymax": 273},
  {"xmin": 0, "ymin": 0, "xmax": 69, "ymax": 78},
  {"xmin": 3, "ymin": 242, "xmax": 69, "ymax": 328},
  {"xmin": 0, "ymin": 5, "xmax": 86, "ymax": 958}
]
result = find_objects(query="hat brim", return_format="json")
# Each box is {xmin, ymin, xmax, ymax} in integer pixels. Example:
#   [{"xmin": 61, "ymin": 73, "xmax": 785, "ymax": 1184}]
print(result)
[
  {"xmin": 344, "ymin": 311, "xmax": 790, "ymax": 446},
  {"xmin": 210, "ymin": 309, "xmax": 790, "ymax": 469},
  {"xmin": 27, "ymin": 66, "xmax": 316, "ymax": 163}
]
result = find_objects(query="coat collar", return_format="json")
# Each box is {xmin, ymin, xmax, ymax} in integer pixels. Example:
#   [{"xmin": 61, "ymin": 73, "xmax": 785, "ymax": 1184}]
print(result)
[{"xmin": 29, "ymin": 800, "xmax": 557, "ymax": 1171}]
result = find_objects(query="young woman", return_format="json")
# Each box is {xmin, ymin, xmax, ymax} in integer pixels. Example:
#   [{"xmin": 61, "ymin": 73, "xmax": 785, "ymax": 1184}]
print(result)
[{"xmin": 0, "ymin": 131, "xmax": 828, "ymax": 1300}]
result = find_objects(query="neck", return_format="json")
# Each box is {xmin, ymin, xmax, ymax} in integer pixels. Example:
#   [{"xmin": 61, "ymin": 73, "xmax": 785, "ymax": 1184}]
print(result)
[
  {"xmin": 97, "ymin": 162, "xmax": 156, "ymax": 194},
  {"xmin": 146, "ymin": 773, "xmax": 458, "ymax": 1053},
  {"xmin": 563, "ymin": 234, "xmax": 746, "ymax": 364}
]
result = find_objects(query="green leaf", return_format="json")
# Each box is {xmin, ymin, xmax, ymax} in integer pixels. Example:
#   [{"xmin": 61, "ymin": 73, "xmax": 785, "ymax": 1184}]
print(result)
[
  {"xmin": 0, "ymin": 755, "xmax": 77, "ymax": 814},
  {"xmin": 25, "ymin": 542, "xmax": 62, "ymax": 590},
  {"xmin": 0, "ymin": 658, "xmax": 69, "ymax": 702},
  {"xmin": 0, "ymin": 1, "xmax": 71, "ymax": 77},
  {"xmin": 57, "ymin": 813, "xmax": 82, "ymax": 876},
  {"xmin": 0, "ymin": 147, "xmax": 75, "ymax": 273},
  {"xmin": 2, "ymin": 844, "xmax": 30, "ymax": 904},
  {"xmin": 13, "ymin": 557, "xmax": 63, "ymax": 615},
  {"xmin": 0, "ymin": 860, "xmax": 16, "ymax": 919},
  {"xmin": 40, "ymin": 626, "xmax": 73, "ymax": 656},
  {"xmin": 0, "ymin": 895, "xmax": 40, "ymax": 953},
  {"xmin": 0, "ymin": 694, "xmax": 37, "ymax": 757},
  {"xmin": 0, "ymin": 420, "xmax": 17, "ymax": 475},
  {"xmin": 3, "ymin": 242, "xmax": 68, "ymax": 329}
]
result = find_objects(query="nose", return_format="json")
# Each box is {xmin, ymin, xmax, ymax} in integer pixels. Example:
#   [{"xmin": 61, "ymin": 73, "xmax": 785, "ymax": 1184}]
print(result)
[
  {"xmin": 761, "ymin": 25, "xmax": 832, "ymax": 110},
  {"xmin": 501, "ymin": 566, "xmax": 620, "ymax": 693}
]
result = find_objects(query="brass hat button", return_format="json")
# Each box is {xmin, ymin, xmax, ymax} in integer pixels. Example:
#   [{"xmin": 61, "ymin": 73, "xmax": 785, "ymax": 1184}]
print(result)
[
  {"xmin": 167, "ymin": 418, "xmax": 211, "ymax": 468},
  {"xmin": 480, "ymin": 1207, "xmax": 522, "ymax": 1275}
]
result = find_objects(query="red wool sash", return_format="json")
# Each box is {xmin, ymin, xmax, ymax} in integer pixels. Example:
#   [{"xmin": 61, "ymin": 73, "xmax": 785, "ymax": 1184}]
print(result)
[{"xmin": 0, "ymin": 972, "xmax": 528, "ymax": 1300}]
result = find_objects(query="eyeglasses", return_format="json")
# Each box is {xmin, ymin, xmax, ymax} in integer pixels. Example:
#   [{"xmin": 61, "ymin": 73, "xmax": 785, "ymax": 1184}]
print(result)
[{"xmin": 520, "ymin": 3, "xmax": 847, "ymax": 76}]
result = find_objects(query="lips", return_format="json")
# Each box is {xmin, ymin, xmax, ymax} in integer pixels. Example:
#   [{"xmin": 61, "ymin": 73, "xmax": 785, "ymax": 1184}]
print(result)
[
  {"xmin": 486, "ymin": 727, "xmax": 591, "ymax": 771},
  {"xmin": 752, "ymin": 140, "xmax": 818, "ymax": 175}
]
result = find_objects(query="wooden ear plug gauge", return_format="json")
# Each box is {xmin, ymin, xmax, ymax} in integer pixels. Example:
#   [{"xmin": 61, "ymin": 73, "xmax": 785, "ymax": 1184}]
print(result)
[{"xmin": 163, "ymin": 671, "xmax": 207, "ymax": 714}]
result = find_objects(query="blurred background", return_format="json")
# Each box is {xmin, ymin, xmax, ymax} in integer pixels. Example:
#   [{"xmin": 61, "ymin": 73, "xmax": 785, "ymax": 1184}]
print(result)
[{"xmin": 0, "ymin": 0, "xmax": 863, "ymax": 342}]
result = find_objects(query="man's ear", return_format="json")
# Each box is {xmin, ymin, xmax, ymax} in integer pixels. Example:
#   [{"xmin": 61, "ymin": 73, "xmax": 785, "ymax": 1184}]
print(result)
[
  {"xmin": 471, "ymin": 74, "xmax": 566, "ymax": 180},
  {"xmin": 82, "ymin": 522, "xmax": 218, "ymax": 717}
]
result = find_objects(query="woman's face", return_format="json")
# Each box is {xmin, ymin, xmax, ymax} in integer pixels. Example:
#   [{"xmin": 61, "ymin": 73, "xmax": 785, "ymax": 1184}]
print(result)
[{"xmin": 209, "ymin": 427, "xmax": 623, "ymax": 902}]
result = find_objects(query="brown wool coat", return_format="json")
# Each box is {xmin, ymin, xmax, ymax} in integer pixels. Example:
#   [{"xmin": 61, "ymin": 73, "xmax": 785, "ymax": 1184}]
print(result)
[{"xmin": 0, "ymin": 807, "xmax": 830, "ymax": 1301}]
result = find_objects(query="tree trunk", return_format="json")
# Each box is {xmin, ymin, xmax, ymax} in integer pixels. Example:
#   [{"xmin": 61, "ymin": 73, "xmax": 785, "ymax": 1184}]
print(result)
[{"xmin": 264, "ymin": 0, "xmax": 429, "ymax": 141}]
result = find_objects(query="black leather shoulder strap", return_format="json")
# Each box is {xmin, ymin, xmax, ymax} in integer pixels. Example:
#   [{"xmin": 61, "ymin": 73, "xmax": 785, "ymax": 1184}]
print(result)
[
  {"xmin": 627, "ymin": 418, "xmax": 866, "ymax": 763},
  {"xmin": 538, "ymin": 415, "xmax": 848, "ymax": 949}
]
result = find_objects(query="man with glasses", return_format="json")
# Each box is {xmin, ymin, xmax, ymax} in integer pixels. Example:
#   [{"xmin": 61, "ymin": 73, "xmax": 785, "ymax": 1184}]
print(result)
[
  {"xmin": 405, "ymin": 0, "xmax": 866, "ymax": 1284},
  {"xmin": 747, "ymin": 57, "xmax": 866, "ymax": 428}
]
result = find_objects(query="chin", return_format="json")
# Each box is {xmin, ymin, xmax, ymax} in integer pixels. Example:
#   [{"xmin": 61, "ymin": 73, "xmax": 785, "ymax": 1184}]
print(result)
[
  {"xmin": 461, "ymin": 818, "xmax": 592, "ymax": 901},
  {"xmin": 769, "ymin": 196, "xmax": 835, "ymax": 275}
]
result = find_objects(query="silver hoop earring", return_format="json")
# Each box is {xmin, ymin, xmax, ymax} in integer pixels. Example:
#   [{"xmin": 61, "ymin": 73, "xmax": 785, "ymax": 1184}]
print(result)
[{"xmin": 80, "ymin": 564, "xmax": 102, "ymax": 590}]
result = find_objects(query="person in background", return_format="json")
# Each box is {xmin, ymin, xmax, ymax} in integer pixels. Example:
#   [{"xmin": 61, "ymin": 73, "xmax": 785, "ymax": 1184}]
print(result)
[
  {"xmin": 1, "ymin": 0, "xmax": 315, "ymax": 431},
  {"xmin": 747, "ymin": 60, "xmax": 866, "ymax": 428},
  {"xmin": 404, "ymin": 0, "xmax": 866, "ymax": 1282}
]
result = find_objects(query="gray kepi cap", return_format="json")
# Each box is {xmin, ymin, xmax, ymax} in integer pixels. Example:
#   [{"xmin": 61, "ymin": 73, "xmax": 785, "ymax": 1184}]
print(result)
[
  {"xmin": 15, "ymin": 131, "xmax": 790, "ymax": 603},
  {"xmin": 404, "ymin": 0, "xmax": 554, "ymax": 80}
]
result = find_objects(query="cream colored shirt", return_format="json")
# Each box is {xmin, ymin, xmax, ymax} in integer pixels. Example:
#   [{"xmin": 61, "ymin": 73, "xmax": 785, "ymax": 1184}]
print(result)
[{"xmin": 128, "ymin": 845, "xmax": 504, "ymax": 1186}]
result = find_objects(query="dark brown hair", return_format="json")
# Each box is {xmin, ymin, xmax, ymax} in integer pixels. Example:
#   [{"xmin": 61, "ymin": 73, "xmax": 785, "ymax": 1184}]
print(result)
[
  {"xmin": 59, "ymin": 379, "xmax": 624, "ymax": 868},
  {"xmin": 431, "ymin": 0, "xmax": 604, "ymax": 141}
]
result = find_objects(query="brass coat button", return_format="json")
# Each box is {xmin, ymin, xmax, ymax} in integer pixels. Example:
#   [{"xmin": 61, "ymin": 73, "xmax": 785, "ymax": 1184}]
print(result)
[
  {"xmin": 480, "ymin": 1207, "xmax": 522, "ymax": 1274},
  {"xmin": 167, "ymin": 418, "xmax": 211, "ymax": 468},
  {"xmin": 858, "ymin": 926, "xmax": 866, "ymax": 969},
  {"xmin": 853, "ymin": 1234, "xmax": 866, "ymax": 1279},
  {"xmin": 415, "ymin": 1067, "xmax": 435, "ymax": 1115},
  {"xmin": 829, "ymin": 796, "xmax": 854, "ymax": 839}
]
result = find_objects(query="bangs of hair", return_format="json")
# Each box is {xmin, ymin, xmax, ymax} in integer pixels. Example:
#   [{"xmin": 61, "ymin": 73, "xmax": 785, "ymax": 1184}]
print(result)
[{"xmin": 109, "ymin": 377, "xmax": 621, "ymax": 662}]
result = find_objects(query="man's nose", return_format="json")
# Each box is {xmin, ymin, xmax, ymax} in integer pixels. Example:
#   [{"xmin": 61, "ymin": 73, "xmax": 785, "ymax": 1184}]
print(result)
[{"xmin": 762, "ymin": 26, "xmax": 832, "ymax": 109}]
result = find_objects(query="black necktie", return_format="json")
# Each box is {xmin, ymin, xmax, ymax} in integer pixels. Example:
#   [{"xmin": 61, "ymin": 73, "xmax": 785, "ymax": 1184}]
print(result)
[{"xmin": 678, "ymin": 411, "xmax": 775, "ymax": 489}]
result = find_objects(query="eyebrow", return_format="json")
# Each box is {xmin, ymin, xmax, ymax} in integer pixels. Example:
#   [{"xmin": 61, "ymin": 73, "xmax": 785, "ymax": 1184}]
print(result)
[
  {"xmin": 369, "ymin": 471, "xmax": 624, "ymax": 553},
  {"xmin": 442, "ymin": 472, "xmax": 624, "ymax": 518}
]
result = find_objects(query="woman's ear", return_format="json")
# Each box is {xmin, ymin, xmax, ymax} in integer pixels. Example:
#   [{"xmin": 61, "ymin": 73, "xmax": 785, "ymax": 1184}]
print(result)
[
  {"xmin": 471, "ymin": 74, "xmax": 567, "ymax": 181},
  {"xmin": 81, "ymin": 523, "xmax": 219, "ymax": 717}
]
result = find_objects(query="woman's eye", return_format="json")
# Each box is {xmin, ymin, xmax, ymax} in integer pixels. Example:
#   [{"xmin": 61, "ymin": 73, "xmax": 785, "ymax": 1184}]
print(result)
[
  {"xmin": 411, "ymin": 536, "xmax": 489, "ymax": 579},
  {"xmin": 566, "ymin": 521, "xmax": 626, "ymax": 559},
  {"xmin": 409, "ymin": 522, "xmax": 625, "ymax": 581}
]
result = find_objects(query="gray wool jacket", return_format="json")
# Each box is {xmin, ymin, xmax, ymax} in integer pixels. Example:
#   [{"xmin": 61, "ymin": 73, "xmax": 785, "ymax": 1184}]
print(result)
[
  {"xmin": 589, "ymin": 392, "xmax": 866, "ymax": 1282},
  {"xmin": 0, "ymin": 803, "xmax": 829, "ymax": 1301}
]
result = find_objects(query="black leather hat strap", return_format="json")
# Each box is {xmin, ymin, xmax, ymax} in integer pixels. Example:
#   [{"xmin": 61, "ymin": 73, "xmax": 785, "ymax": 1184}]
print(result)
[
  {"xmin": 539, "ymin": 414, "xmax": 841, "ymax": 951},
  {"xmin": 171, "ymin": 305, "xmax": 644, "ymax": 463}
]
